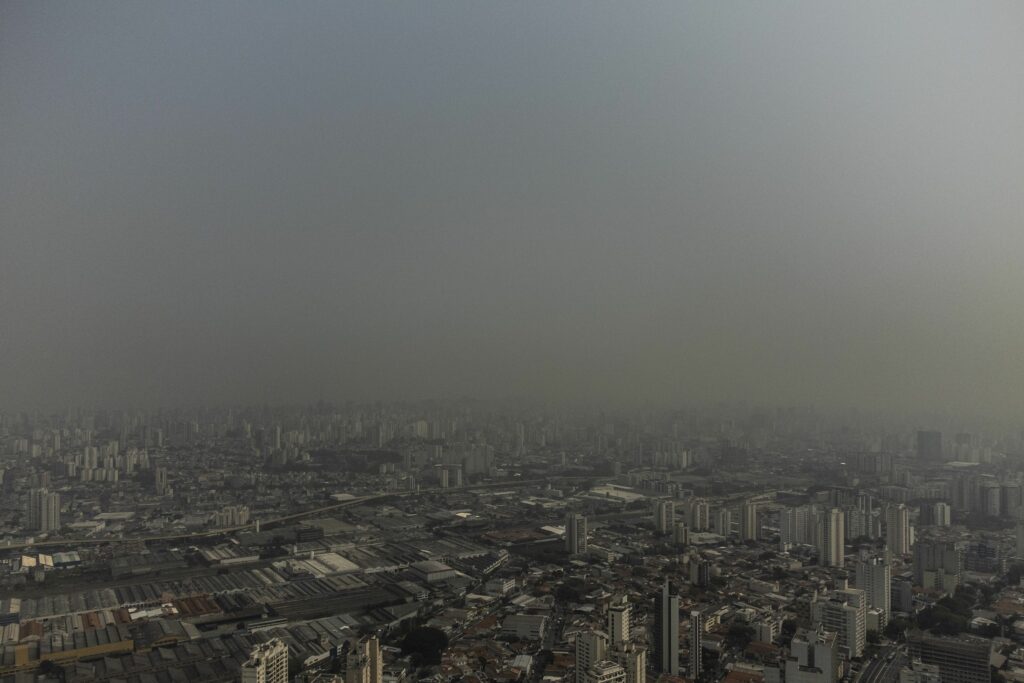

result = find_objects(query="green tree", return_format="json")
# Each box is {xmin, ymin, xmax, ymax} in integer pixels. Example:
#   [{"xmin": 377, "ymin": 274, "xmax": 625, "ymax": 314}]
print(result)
[
  {"xmin": 401, "ymin": 627, "xmax": 449, "ymax": 666},
  {"xmin": 726, "ymin": 623, "xmax": 756, "ymax": 649}
]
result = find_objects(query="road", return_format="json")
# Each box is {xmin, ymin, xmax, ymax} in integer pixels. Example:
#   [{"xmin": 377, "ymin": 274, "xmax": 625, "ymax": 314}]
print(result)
[{"xmin": 858, "ymin": 646, "xmax": 906, "ymax": 683}]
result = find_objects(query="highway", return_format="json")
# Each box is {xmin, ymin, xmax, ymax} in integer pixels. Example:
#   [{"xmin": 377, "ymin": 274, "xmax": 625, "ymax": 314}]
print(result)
[{"xmin": 858, "ymin": 646, "xmax": 906, "ymax": 683}]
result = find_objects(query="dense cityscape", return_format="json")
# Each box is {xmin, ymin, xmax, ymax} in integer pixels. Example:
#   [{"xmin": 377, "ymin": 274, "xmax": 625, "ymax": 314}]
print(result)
[
  {"xmin": 1, "ymin": 403, "xmax": 1021, "ymax": 683},
  {"xmin": 4, "ymin": 2, "xmax": 1023, "ymax": 683}
]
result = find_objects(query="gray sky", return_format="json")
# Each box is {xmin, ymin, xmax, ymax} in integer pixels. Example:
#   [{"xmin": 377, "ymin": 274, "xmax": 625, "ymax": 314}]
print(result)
[{"xmin": 2, "ymin": 2, "xmax": 1023, "ymax": 414}]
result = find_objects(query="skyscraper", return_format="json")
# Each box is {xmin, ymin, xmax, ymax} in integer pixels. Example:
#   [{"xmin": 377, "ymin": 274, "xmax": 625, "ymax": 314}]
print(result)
[
  {"xmin": 786, "ymin": 627, "xmax": 838, "ymax": 683},
  {"xmin": 913, "ymin": 540, "xmax": 962, "ymax": 591},
  {"xmin": 653, "ymin": 580, "xmax": 680, "ymax": 675},
  {"xmin": 614, "ymin": 642, "xmax": 646, "ymax": 683},
  {"xmin": 816, "ymin": 508, "xmax": 845, "ymax": 567},
  {"xmin": 608, "ymin": 599, "xmax": 630, "ymax": 647},
  {"xmin": 575, "ymin": 630, "xmax": 608, "ymax": 683},
  {"xmin": 653, "ymin": 499, "xmax": 675, "ymax": 534},
  {"xmin": 689, "ymin": 610, "xmax": 703, "ymax": 679},
  {"xmin": 26, "ymin": 488, "xmax": 60, "ymax": 533},
  {"xmin": 781, "ymin": 505, "xmax": 811, "ymax": 549},
  {"xmin": 740, "ymin": 500, "xmax": 759, "ymax": 541},
  {"xmin": 686, "ymin": 498, "xmax": 710, "ymax": 531},
  {"xmin": 885, "ymin": 504, "xmax": 911, "ymax": 556},
  {"xmin": 674, "ymin": 521, "xmax": 690, "ymax": 547},
  {"xmin": 855, "ymin": 556, "xmax": 891, "ymax": 626},
  {"xmin": 812, "ymin": 589, "xmax": 866, "ymax": 659},
  {"xmin": 346, "ymin": 635, "xmax": 383, "ymax": 683},
  {"xmin": 713, "ymin": 508, "xmax": 732, "ymax": 537},
  {"xmin": 241, "ymin": 638, "xmax": 289, "ymax": 683},
  {"xmin": 566, "ymin": 513, "xmax": 588, "ymax": 555},
  {"xmin": 154, "ymin": 466, "xmax": 168, "ymax": 496}
]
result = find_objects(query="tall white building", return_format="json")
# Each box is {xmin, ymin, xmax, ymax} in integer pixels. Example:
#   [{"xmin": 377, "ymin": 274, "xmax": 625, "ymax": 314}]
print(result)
[
  {"xmin": 812, "ymin": 589, "xmax": 866, "ymax": 659},
  {"xmin": 241, "ymin": 638, "xmax": 289, "ymax": 683},
  {"xmin": 607, "ymin": 599, "xmax": 630, "ymax": 647},
  {"xmin": 566, "ymin": 513, "xmax": 588, "ymax": 555},
  {"xmin": 26, "ymin": 488, "xmax": 60, "ymax": 533},
  {"xmin": 713, "ymin": 508, "xmax": 732, "ymax": 537},
  {"xmin": 913, "ymin": 540, "xmax": 962, "ymax": 591},
  {"xmin": 345, "ymin": 635, "xmax": 382, "ymax": 683},
  {"xmin": 686, "ymin": 498, "xmax": 710, "ymax": 531},
  {"xmin": 855, "ymin": 556, "xmax": 891, "ymax": 626},
  {"xmin": 781, "ymin": 506, "xmax": 811, "ymax": 549},
  {"xmin": 740, "ymin": 500, "xmax": 759, "ymax": 541},
  {"xmin": 886, "ymin": 504, "xmax": 911, "ymax": 556},
  {"xmin": 575, "ymin": 631, "xmax": 608, "ymax": 683},
  {"xmin": 674, "ymin": 521, "xmax": 690, "ymax": 547},
  {"xmin": 786, "ymin": 627, "xmax": 838, "ymax": 683},
  {"xmin": 653, "ymin": 500, "xmax": 675, "ymax": 534},
  {"xmin": 613, "ymin": 643, "xmax": 646, "ymax": 683},
  {"xmin": 816, "ymin": 508, "xmax": 845, "ymax": 567}
]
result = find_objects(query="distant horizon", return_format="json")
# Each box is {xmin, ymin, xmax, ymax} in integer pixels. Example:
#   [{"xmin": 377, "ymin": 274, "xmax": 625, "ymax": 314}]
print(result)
[
  {"xmin": 4, "ymin": 2, "xmax": 1023, "ymax": 418},
  {"xmin": 2, "ymin": 395, "xmax": 1018, "ymax": 435}
]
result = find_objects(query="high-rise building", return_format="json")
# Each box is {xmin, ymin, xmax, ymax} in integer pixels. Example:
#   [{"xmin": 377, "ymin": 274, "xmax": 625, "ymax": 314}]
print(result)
[
  {"xmin": 345, "ymin": 635, "xmax": 382, "ymax": 683},
  {"xmin": 781, "ymin": 505, "xmax": 811, "ymax": 549},
  {"xmin": 855, "ymin": 556, "xmax": 891, "ymax": 626},
  {"xmin": 26, "ymin": 488, "xmax": 60, "ymax": 533},
  {"xmin": 713, "ymin": 508, "xmax": 732, "ymax": 537},
  {"xmin": 817, "ymin": 508, "xmax": 845, "ymax": 567},
  {"xmin": 241, "ymin": 638, "xmax": 289, "ymax": 683},
  {"xmin": 785, "ymin": 627, "xmax": 839, "ymax": 683},
  {"xmin": 653, "ymin": 499, "xmax": 675, "ymax": 534},
  {"xmin": 689, "ymin": 610, "xmax": 703, "ymax": 679},
  {"xmin": 917, "ymin": 431, "xmax": 943, "ymax": 461},
  {"xmin": 885, "ymin": 504, "xmax": 911, "ymax": 556},
  {"xmin": 690, "ymin": 555, "xmax": 712, "ymax": 588},
  {"xmin": 612, "ymin": 643, "xmax": 646, "ymax": 683},
  {"xmin": 607, "ymin": 599, "xmax": 630, "ymax": 647},
  {"xmin": 575, "ymin": 631, "xmax": 609, "ymax": 683},
  {"xmin": 154, "ymin": 466, "xmax": 168, "ymax": 496},
  {"xmin": 653, "ymin": 580, "xmax": 680, "ymax": 675},
  {"xmin": 913, "ymin": 540, "xmax": 962, "ymax": 591},
  {"xmin": 908, "ymin": 634, "xmax": 991, "ymax": 683},
  {"xmin": 566, "ymin": 513, "xmax": 588, "ymax": 555},
  {"xmin": 924, "ymin": 502, "xmax": 952, "ymax": 527},
  {"xmin": 674, "ymin": 521, "xmax": 690, "ymax": 547},
  {"xmin": 740, "ymin": 500, "xmax": 759, "ymax": 541},
  {"xmin": 812, "ymin": 589, "xmax": 866, "ymax": 659},
  {"xmin": 686, "ymin": 498, "xmax": 710, "ymax": 531}
]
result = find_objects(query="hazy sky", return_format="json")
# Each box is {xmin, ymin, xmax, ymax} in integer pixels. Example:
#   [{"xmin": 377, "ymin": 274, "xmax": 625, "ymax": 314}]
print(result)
[{"xmin": 2, "ymin": 2, "xmax": 1023, "ymax": 414}]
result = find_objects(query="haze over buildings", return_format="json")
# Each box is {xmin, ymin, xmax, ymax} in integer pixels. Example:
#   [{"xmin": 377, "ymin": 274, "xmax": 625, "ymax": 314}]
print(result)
[
  {"xmin": 3, "ymin": 2, "xmax": 1024, "ymax": 416},
  {"xmin": 2, "ymin": 4, "xmax": 1024, "ymax": 683}
]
